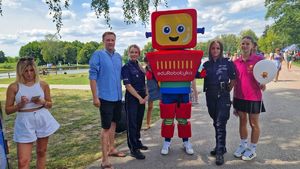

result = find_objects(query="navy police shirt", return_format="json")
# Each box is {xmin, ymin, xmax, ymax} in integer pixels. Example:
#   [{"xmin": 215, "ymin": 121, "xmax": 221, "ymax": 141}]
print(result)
[
  {"xmin": 203, "ymin": 57, "xmax": 236, "ymax": 87},
  {"xmin": 121, "ymin": 60, "xmax": 146, "ymax": 92}
]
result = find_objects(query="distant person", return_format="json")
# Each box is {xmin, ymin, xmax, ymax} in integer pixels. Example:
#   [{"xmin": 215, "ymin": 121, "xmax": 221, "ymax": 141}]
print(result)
[
  {"xmin": 201, "ymin": 40, "xmax": 236, "ymax": 165},
  {"xmin": 5, "ymin": 57, "xmax": 60, "ymax": 168},
  {"xmin": 122, "ymin": 44, "xmax": 148, "ymax": 160},
  {"xmin": 89, "ymin": 31, "xmax": 125, "ymax": 169},
  {"xmin": 271, "ymin": 48, "xmax": 284, "ymax": 82},
  {"xmin": 233, "ymin": 36, "xmax": 266, "ymax": 161},
  {"xmin": 144, "ymin": 57, "xmax": 161, "ymax": 129},
  {"xmin": 286, "ymin": 50, "xmax": 293, "ymax": 71}
]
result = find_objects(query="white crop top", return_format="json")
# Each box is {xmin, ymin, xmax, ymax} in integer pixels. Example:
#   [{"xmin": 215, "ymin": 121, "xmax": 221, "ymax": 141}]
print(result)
[{"xmin": 15, "ymin": 82, "xmax": 45, "ymax": 110}]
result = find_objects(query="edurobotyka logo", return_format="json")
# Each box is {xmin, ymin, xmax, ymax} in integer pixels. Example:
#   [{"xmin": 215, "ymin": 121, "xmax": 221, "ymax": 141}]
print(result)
[{"xmin": 157, "ymin": 71, "xmax": 193, "ymax": 76}]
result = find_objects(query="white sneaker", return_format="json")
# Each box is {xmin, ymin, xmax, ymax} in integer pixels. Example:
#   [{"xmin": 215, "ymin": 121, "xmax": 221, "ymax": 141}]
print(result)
[
  {"xmin": 183, "ymin": 141, "xmax": 194, "ymax": 155},
  {"xmin": 233, "ymin": 145, "xmax": 247, "ymax": 158},
  {"xmin": 161, "ymin": 141, "xmax": 171, "ymax": 155},
  {"xmin": 242, "ymin": 148, "xmax": 257, "ymax": 161}
]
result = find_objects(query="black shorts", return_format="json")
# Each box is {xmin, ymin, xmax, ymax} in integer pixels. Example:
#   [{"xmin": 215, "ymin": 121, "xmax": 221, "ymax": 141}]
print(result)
[
  {"xmin": 99, "ymin": 99, "xmax": 122, "ymax": 129},
  {"xmin": 233, "ymin": 98, "xmax": 265, "ymax": 114}
]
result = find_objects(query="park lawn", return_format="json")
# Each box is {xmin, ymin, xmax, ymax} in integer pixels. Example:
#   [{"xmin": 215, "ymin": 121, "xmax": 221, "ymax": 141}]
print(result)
[
  {"xmin": 0, "ymin": 88, "xmax": 160, "ymax": 169},
  {"xmin": 0, "ymin": 73, "xmax": 89, "ymax": 85}
]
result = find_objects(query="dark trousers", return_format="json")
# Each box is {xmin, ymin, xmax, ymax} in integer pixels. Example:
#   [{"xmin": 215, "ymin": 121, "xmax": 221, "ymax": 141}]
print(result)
[
  {"xmin": 125, "ymin": 92, "xmax": 146, "ymax": 151},
  {"xmin": 206, "ymin": 91, "xmax": 231, "ymax": 155}
]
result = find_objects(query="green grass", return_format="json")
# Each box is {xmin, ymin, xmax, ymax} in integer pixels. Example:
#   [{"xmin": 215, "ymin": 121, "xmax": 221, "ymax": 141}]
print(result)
[
  {"xmin": 293, "ymin": 60, "xmax": 300, "ymax": 67},
  {"xmin": 0, "ymin": 73, "xmax": 89, "ymax": 85},
  {"xmin": 0, "ymin": 88, "xmax": 161, "ymax": 168}
]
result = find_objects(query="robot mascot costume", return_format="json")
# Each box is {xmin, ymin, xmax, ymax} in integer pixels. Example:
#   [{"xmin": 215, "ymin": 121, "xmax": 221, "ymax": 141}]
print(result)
[{"xmin": 145, "ymin": 9, "xmax": 205, "ymax": 155}]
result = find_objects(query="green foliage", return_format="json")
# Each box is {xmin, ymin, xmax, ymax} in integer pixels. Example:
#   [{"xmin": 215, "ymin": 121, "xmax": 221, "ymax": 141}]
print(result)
[
  {"xmin": 140, "ymin": 41, "xmax": 154, "ymax": 62},
  {"xmin": 0, "ymin": 50, "xmax": 7, "ymax": 63},
  {"xmin": 239, "ymin": 29, "xmax": 259, "ymax": 42},
  {"xmin": 122, "ymin": 48, "xmax": 129, "ymax": 64},
  {"xmin": 77, "ymin": 42, "xmax": 98, "ymax": 64},
  {"xmin": 63, "ymin": 44, "xmax": 77, "ymax": 64},
  {"xmin": 195, "ymin": 41, "xmax": 209, "ymax": 57},
  {"xmin": 258, "ymin": 29, "xmax": 282, "ymax": 53},
  {"xmin": 19, "ymin": 41, "xmax": 44, "ymax": 65},
  {"xmin": 265, "ymin": 0, "xmax": 300, "ymax": 44},
  {"xmin": 41, "ymin": 34, "xmax": 64, "ymax": 64},
  {"xmin": 220, "ymin": 34, "xmax": 239, "ymax": 54}
]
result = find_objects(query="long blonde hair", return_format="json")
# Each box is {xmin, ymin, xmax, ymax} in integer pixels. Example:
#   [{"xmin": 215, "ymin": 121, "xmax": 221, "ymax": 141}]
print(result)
[{"xmin": 16, "ymin": 57, "xmax": 40, "ymax": 83}]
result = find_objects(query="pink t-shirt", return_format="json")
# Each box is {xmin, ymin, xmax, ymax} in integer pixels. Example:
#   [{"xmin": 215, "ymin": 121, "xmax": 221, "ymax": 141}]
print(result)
[{"xmin": 234, "ymin": 54, "xmax": 263, "ymax": 101}]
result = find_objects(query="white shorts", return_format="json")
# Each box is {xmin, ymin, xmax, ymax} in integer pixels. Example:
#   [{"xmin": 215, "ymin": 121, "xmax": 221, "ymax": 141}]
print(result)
[{"xmin": 13, "ymin": 108, "xmax": 60, "ymax": 143}]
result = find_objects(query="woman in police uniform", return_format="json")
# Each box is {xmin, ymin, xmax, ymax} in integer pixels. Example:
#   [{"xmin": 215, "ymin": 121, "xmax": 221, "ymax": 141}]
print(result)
[
  {"xmin": 202, "ymin": 40, "xmax": 236, "ymax": 165},
  {"xmin": 121, "ymin": 44, "xmax": 149, "ymax": 160}
]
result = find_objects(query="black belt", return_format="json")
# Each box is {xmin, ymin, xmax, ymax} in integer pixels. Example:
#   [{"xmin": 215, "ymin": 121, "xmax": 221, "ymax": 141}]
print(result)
[{"xmin": 205, "ymin": 82, "xmax": 229, "ymax": 92}]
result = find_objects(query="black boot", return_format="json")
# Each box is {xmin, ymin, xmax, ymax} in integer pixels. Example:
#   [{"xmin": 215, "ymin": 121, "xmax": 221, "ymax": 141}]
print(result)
[
  {"xmin": 210, "ymin": 147, "xmax": 227, "ymax": 156},
  {"xmin": 131, "ymin": 149, "xmax": 146, "ymax": 160},
  {"xmin": 216, "ymin": 154, "xmax": 224, "ymax": 165}
]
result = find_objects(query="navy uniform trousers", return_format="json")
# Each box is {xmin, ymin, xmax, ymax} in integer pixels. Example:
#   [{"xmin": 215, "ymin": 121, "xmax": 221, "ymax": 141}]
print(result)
[
  {"xmin": 206, "ymin": 90, "xmax": 231, "ymax": 155},
  {"xmin": 125, "ymin": 91, "xmax": 146, "ymax": 152}
]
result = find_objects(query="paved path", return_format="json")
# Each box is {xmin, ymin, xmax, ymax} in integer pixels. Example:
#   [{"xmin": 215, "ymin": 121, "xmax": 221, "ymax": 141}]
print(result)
[{"xmin": 86, "ymin": 64, "xmax": 300, "ymax": 169}]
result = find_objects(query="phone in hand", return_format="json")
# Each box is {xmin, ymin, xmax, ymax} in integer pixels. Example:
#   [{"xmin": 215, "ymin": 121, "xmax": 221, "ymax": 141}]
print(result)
[{"xmin": 31, "ymin": 95, "xmax": 40, "ymax": 102}]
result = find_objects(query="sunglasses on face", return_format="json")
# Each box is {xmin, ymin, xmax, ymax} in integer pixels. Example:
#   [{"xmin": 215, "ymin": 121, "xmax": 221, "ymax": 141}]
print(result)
[{"xmin": 19, "ymin": 57, "xmax": 34, "ymax": 62}]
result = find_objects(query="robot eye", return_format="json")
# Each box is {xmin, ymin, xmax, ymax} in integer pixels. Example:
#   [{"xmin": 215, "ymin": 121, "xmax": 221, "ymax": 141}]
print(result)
[
  {"xmin": 162, "ymin": 25, "xmax": 171, "ymax": 35},
  {"xmin": 176, "ymin": 24, "xmax": 185, "ymax": 34}
]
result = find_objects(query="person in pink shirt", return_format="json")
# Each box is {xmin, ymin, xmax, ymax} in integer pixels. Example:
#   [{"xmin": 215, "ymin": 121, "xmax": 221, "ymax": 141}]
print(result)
[{"xmin": 233, "ymin": 36, "xmax": 266, "ymax": 161}]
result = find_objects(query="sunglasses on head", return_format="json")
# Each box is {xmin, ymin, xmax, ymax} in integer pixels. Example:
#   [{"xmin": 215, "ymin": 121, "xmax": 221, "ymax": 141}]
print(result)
[{"xmin": 19, "ymin": 57, "xmax": 34, "ymax": 62}]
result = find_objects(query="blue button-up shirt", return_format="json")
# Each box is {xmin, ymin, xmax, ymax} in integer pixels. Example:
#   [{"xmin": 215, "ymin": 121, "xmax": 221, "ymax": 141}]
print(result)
[
  {"xmin": 89, "ymin": 49, "xmax": 122, "ymax": 101},
  {"xmin": 121, "ymin": 60, "xmax": 146, "ymax": 92}
]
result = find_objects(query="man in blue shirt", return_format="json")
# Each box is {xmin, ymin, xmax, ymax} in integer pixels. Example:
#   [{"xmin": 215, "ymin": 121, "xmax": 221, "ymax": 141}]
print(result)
[{"xmin": 89, "ymin": 31, "xmax": 125, "ymax": 169}]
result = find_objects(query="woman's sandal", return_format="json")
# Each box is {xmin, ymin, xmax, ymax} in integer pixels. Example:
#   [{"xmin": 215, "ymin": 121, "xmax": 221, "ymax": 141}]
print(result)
[
  {"xmin": 108, "ymin": 151, "xmax": 126, "ymax": 157},
  {"xmin": 101, "ymin": 163, "xmax": 114, "ymax": 169}
]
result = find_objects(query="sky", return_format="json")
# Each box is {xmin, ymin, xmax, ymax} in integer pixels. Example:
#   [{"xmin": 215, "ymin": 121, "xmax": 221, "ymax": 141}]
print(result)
[{"xmin": 0, "ymin": 0, "xmax": 273, "ymax": 56}]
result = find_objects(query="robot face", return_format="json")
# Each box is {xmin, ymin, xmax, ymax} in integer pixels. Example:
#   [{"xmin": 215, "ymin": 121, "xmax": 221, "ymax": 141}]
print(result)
[
  {"xmin": 156, "ymin": 13, "xmax": 192, "ymax": 46},
  {"xmin": 151, "ymin": 9, "xmax": 197, "ymax": 50}
]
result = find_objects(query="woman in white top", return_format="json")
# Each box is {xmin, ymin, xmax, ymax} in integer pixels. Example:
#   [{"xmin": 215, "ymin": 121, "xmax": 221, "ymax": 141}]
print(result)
[{"xmin": 5, "ymin": 57, "xmax": 59, "ymax": 169}]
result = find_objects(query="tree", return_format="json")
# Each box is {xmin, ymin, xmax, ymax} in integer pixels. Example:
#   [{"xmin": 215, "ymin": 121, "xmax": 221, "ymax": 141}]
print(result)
[
  {"xmin": 220, "ymin": 34, "xmax": 239, "ymax": 54},
  {"xmin": 239, "ymin": 29, "xmax": 258, "ymax": 42},
  {"xmin": 41, "ymin": 34, "xmax": 64, "ymax": 64},
  {"xmin": 265, "ymin": 0, "xmax": 300, "ymax": 45},
  {"xmin": 0, "ymin": 0, "xmax": 168, "ymax": 35},
  {"xmin": 0, "ymin": 50, "xmax": 7, "ymax": 63},
  {"xmin": 77, "ymin": 42, "xmax": 97, "ymax": 64},
  {"xmin": 19, "ymin": 41, "xmax": 44, "ymax": 65},
  {"xmin": 195, "ymin": 42, "xmax": 209, "ymax": 57},
  {"xmin": 141, "ymin": 41, "xmax": 154, "ymax": 60},
  {"xmin": 258, "ymin": 29, "xmax": 282, "ymax": 53},
  {"xmin": 63, "ymin": 44, "xmax": 77, "ymax": 64}
]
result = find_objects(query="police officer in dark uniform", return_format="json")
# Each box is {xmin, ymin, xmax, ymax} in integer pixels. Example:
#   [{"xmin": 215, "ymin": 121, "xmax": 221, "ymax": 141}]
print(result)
[
  {"xmin": 121, "ymin": 44, "xmax": 148, "ymax": 160},
  {"xmin": 201, "ymin": 40, "xmax": 236, "ymax": 165}
]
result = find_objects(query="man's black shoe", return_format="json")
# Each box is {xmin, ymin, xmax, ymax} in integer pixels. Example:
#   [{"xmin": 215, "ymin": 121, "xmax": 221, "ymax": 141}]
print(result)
[
  {"xmin": 131, "ymin": 150, "xmax": 145, "ymax": 160},
  {"xmin": 138, "ymin": 145, "xmax": 148, "ymax": 150},
  {"xmin": 210, "ymin": 148, "xmax": 227, "ymax": 156},
  {"xmin": 216, "ymin": 155, "xmax": 224, "ymax": 166}
]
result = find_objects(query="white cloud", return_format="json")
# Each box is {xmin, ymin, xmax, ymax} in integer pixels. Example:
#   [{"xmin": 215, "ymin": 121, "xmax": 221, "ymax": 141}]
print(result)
[
  {"xmin": 188, "ymin": 0, "xmax": 229, "ymax": 7},
  {"xmin": 46, "ymin": 10, "xmax": 76, "ymax": 20},
  {"xmin": 229, "ymin": 0, "xmax": 264, "ymax": 13},
  {"xmin": 0, "ymin": 34, "xmax": 19, "ymax": 44},
  {"xmin": 62, "ymin": 10, "xmax": 76, "ymax": 20},
  {"xmin": 81, "ymin": 3, "xmax": 90, "ymax": 9},
  {"xmin": 2, "ymin": 0, "xmax": 22, "ymax": 8},
  {"xmin": 19, "ymin": 29, "xmax": 55, "ymax": 37}
]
